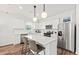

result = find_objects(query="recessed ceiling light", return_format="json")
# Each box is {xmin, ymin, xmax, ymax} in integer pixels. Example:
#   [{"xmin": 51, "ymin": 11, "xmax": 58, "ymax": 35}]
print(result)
[{"xmin": 19, "ymin": 6, "xmax": 23, "ymax": 10}]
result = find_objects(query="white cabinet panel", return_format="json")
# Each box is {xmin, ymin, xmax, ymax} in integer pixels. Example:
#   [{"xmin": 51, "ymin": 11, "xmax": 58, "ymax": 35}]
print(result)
[
  {"xmin": 44, "ymin": 44, "xmax": 50, "ymax": 55},
  {"xmin": 49, "ymin": 40, "xmax": 57, "ymax": 55},
  {"xmin": 43, "ymin": 40, "xmax": 57, "ymax": 55}
]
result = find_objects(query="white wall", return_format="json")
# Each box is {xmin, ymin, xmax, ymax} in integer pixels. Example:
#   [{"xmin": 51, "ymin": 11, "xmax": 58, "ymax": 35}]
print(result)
[{"xmin": 0, "ymin": 13, "xmax": 25, "ymax": 46}]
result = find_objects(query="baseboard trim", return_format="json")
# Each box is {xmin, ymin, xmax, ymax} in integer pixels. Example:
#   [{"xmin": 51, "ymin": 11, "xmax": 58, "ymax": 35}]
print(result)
[{"xmin": 0, "ymin": 44, "xmax": 13, "ymax": 48}]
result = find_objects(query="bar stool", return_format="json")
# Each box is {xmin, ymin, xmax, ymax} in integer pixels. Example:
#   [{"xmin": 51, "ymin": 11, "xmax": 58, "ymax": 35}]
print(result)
[
  {"xmin": 28, "ymin": 39, "xmax": 45, "ymax": 55},
  {"xmin": 21, "ymin": 37, "xmax": 29, "ymax": 55}
]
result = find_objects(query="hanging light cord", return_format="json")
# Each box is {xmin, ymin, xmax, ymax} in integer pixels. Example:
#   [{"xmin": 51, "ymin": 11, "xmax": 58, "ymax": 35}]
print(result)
[
  {"xmin": 43, "ymin": 4, "xmax": 45, "ymax": 11},
  {"xmin": 34, "ymin": 5, "xmax": 36, "ymax": 17}
]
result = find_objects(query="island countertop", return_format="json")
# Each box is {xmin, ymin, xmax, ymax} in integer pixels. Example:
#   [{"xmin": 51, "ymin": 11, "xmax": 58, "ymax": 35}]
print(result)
[{"xmin": 24, "ymin": 33, "xmax": 57, "ymax": 45}]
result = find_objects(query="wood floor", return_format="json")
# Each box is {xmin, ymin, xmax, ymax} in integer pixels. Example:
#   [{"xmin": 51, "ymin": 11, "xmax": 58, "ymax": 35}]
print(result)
[
  {"xmin": 0, "ymin": 44, "xmax": 26, "ymax": 55},
  {"xmin": 0, "ymin": 44, "xmax": 77, "ymax": 55},
  {"xmin": 57, "ymin": 47, "xmax": 76, "ymax": 55}
]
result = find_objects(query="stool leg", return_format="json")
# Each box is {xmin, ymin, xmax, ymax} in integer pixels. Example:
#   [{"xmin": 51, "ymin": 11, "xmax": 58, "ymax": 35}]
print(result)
[{"xmin": 44, "ymin": 50, "xmax": 45, "ymax": 55}]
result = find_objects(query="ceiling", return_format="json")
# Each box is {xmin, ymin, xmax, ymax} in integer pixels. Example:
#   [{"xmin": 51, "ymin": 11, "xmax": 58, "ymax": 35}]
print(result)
[{"xmin": 0, "ymin": 4, "xmax": 75, "ymax": 22}]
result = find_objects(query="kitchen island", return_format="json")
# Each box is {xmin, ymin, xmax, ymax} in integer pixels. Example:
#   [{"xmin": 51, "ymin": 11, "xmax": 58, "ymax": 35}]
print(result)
[{"xmin": 24, "ymin": 33, "xmax": 57, "ymax": 55}]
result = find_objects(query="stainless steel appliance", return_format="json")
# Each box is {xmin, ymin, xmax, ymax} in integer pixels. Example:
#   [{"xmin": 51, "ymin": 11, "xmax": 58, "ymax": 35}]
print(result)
[
  {"xmin": 57, "ymin": 17, "xmax": 75, "ymax": 52},
  {"xmin": 57, "ymin": 22, "xmax": 71, "ymax": 50}
]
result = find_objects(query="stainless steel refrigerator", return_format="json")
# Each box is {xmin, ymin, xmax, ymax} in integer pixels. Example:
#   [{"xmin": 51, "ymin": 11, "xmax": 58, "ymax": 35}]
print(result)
[{"xmin": 57, "ymin": 17, "xmax": 75, "ymax": 52}]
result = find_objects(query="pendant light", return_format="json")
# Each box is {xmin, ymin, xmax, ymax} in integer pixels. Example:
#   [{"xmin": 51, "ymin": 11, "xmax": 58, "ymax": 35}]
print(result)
[
  {"xmin": 33, "ymin": 5, "xmax": 37, "ymax": 22},
  {"xmin": 19, "ymin": 6, "xmax": 23, "ymax": 10},
  {"xmin": 41, "ymin": 4, "xmax": 47, "ymax": 18}
]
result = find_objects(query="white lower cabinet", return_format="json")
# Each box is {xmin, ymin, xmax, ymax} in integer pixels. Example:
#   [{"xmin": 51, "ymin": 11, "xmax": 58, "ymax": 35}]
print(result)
[
  {"xmin": 49, "ymin": 40, "xmax": 57, "ymax": 55},
  {"xmin": 39, "ymin": 40, "xmax": 57, "ymax": 55}
]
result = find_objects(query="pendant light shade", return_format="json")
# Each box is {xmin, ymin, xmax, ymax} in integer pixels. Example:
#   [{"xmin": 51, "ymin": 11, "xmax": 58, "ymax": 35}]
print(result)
[
  {"xmin": 41, "ymin": 4, "xmax": 47, "ymax": 18},
  {"xmin": 33, "ymin": 5, "xmax": 37, "ymax": 22},
  {"xmin": 33, "ymin": 17, "xmax": 37, "ymax": 22},
  {"xmin": 41, "ymin": 11, "xmax": 47, "ymax": 18}
]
